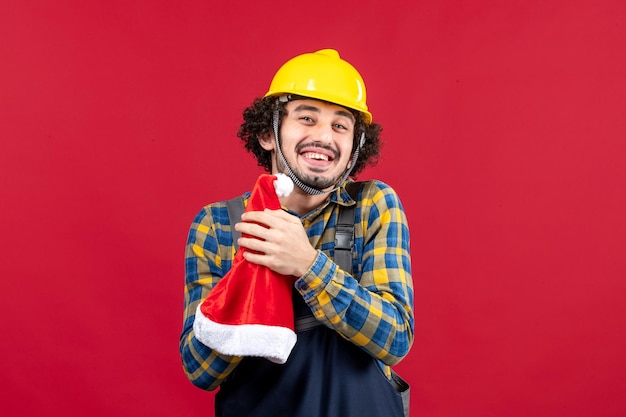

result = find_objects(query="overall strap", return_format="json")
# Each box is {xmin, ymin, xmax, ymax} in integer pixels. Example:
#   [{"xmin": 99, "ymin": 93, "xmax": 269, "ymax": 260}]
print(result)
[
  {"xmin": 225, "ymin": 195, "xmax": 245, "ymax": 251},
  {"xmin": 333, "ymin": 181, "xmax": 361, "ymax": 274}
]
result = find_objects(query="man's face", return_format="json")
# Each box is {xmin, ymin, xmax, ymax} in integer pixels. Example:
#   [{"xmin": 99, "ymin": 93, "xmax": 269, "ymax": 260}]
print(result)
[{"xmin": 268, "ymin": 98, "xmax": 356, "ymax": 191}]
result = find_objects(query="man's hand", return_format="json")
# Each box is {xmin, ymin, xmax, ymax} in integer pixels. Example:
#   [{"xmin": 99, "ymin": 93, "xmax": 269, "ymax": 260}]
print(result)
[{"xmin": 235, "ymin": 209, "xmax": 318, "ymax": 277}]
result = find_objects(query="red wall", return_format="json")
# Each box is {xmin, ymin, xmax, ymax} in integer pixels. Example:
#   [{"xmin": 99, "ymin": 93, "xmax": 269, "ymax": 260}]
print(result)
[{"xmin": 2, "ymin": 1, "xmax": 625, "ymax": 416}]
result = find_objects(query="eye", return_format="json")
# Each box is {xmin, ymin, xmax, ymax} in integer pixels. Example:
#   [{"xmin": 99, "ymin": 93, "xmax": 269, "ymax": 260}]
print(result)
[
  {"xmin": 333, "ymin": 120, "xmax": 354, "ymax": 132},
  {"xmin": 299, "ymin": 116, "xmax": 315, "ymax": 123}
]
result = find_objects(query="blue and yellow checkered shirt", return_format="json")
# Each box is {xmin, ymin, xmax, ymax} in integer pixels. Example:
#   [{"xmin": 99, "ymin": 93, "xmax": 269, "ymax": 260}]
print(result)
[{"xmin": 180, "ymin": 179, "xmax": 414, "ymax": 391}]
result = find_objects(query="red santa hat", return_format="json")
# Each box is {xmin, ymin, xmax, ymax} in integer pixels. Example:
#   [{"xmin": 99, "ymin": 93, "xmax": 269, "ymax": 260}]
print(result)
[{"xmin": 193, "ymin": 173, "xmax": 297, "ymax": 364}]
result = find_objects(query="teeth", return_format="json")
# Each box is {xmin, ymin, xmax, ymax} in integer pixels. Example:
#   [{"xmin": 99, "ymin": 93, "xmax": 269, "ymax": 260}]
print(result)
[{"xmin": 304, "ymin": 152, "xmax": 329, "ymax": 161}]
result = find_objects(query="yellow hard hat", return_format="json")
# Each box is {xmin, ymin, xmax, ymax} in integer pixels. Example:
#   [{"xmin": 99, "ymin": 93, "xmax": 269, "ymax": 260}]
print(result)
[{"xmin": 264, "ymin": 49, "xmax": 372, "ymax": 124}]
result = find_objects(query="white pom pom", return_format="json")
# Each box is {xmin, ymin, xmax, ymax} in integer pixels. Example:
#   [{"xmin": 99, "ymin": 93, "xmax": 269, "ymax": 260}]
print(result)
[{"xmin": 274, "ymin": 173, "xmax": 294, "ymax": 197}]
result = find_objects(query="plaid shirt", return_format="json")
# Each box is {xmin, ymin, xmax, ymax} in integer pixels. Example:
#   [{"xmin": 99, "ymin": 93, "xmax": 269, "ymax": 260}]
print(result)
[{"xmin": 180, "ymin": 179, "xmax": 414, "ymax": 391}]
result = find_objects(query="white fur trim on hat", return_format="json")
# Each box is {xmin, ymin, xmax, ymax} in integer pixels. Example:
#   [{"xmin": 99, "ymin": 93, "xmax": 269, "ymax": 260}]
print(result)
[
  {"xmin": 193, "ymin": 304, "xmax": 297, "ymax": 364},
  {"xmin": 274, "ymin": 173, "xmax": 294, "ymax": 198}
]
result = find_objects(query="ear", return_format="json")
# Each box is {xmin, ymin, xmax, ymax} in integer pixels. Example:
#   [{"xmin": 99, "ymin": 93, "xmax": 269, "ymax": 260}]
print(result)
[{"xmin": 259, "ymin": 132, "xmax": 275, "ymax": 151}]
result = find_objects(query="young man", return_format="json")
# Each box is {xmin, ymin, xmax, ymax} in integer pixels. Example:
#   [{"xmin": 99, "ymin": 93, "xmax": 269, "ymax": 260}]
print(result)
[{"xmin": 180, "ymin": 49, "xmax": 414, "ymax": 417}]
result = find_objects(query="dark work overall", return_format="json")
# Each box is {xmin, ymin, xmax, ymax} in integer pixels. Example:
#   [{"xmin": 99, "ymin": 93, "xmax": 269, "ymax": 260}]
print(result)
[
  {"xmin": 215, "ymin": 291, "xmax": 405, "ymax": 417},
  {"xmin": 216, "ymin": 188, "xmax": 407, "ymax": 417}
]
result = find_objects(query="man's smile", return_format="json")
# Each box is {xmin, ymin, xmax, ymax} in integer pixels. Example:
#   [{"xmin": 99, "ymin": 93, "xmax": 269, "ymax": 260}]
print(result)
[
  {"xmin": 296, "ymin": 144, "xmax": 338, "ymax": 169},
  {"xmin": 302, "ymin": 152, "xmax": 331, "ymax": 161}
]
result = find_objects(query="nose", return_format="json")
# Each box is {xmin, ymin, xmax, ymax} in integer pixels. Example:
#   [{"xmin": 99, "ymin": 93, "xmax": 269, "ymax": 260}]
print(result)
[{"xmin": 313, "ymin": 123, "xmax": 333, "ymax": 144}]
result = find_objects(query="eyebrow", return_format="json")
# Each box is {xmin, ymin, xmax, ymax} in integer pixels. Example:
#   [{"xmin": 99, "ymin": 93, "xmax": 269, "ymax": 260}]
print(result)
[{"xmin": 293, "ymin": 104, "xmax": 355, "ymax": 123}]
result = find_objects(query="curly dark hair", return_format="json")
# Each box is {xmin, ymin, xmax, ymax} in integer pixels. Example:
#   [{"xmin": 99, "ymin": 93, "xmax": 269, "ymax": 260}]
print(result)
[{"xmin": 237, "ymin": 96, "xmax": 382, "ymax": 177}]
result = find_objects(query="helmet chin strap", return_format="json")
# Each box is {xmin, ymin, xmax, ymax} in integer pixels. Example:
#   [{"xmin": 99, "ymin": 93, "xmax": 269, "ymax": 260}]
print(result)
[{"xmin": 272, "ymin": 106, "xmax": 364, "ymax": 196}]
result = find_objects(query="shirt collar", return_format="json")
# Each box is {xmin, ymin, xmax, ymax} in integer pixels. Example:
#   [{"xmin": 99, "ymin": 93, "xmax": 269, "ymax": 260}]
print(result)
[
  {"xmin": 331, "ymin": 179, "xmax": 358, "ymax": 208},
  {"xmin": 283, "ymin": 179, "xmax": 358, "ymax": 220}
]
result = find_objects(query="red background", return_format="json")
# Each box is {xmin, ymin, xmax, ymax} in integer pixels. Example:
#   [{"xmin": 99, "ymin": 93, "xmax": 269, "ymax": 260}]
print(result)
[{"xmin": 1, "ymin": 1, "xmax": 625, "ymax": 416}]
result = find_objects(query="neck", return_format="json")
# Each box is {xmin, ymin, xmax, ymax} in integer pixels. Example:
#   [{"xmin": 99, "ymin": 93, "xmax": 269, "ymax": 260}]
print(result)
[{"xmin": 279, "ymin": 185, "xmax": 330, "ymax": 216}]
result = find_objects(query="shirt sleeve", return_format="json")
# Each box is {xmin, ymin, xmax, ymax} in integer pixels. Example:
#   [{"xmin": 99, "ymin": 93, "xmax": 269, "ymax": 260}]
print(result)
[
  {"xmin": 179, "ymin": 205, "xmax": 242, "ymax": 391},
  {"xmin": 294, "ymin": 181, "xmax": 414, "ymax": 366}
]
